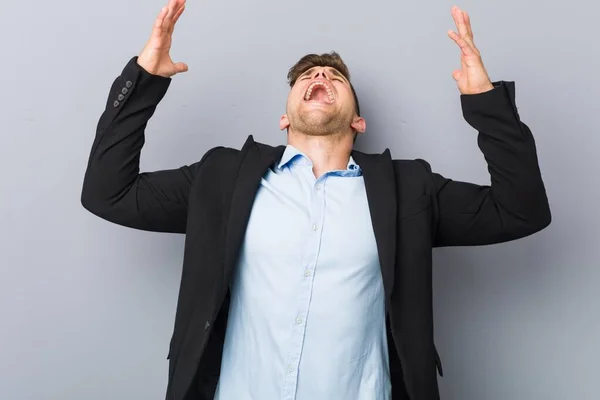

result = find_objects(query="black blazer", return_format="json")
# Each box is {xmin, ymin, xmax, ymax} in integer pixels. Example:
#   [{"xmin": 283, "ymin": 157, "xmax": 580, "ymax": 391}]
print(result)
[{"xmin": 81, "ymin": 57, "xmax": 551, "ymax": 400}]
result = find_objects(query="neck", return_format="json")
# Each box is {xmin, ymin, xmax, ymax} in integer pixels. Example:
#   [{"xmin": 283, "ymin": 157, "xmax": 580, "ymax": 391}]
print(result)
[{"xmin": 287, "ymin": 129, "xmax": 354, "ymax": 178}]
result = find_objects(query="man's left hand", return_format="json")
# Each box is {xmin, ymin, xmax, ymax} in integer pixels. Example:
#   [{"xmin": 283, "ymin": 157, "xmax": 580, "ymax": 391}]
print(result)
[{"xmin": 448, "ymin": 6, "xmax": 495, "ymax": 95}]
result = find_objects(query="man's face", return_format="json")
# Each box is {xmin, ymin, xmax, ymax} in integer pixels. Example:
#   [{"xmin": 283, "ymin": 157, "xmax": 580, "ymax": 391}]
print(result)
[{"xmin": 280, "ymin": 66, "xmax": 365, "ymax": 137}]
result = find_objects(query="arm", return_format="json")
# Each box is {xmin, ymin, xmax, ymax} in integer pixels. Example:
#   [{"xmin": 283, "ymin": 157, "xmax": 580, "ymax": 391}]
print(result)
[
  {"xmin": 421, "ymin": 80, "xmax": 550, "ymax": 247},
  {"xmin": 80, "ymin": 0, "xmax": 209, "ymax": 233},
  {"xmin": 425, "ymin": 7, "xmax": 550, "ymax": 247},
  {"xmin": 81, "ymin": 57, "xmax": 218, "ymax": 233}
]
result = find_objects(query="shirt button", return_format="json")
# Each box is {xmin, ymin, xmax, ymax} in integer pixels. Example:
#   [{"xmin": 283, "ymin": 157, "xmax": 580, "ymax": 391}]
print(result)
[
  {"xmin": 315, "ymin": 184, "xmax": 322, "ymax": 191},
  {"xmin": 312, "ymin": 224, "xmax": 318, "ymax": 231},
  {"xmin": 296, "ymin": 318, "xmax": 303, "ymax": 324},
  {"xmin": 288, "ymin": 365, "xmax": 294, "ymax": 372},
  {"xmin": 304, "ymin": 270, "xmax": 311, "ymax": 277}
]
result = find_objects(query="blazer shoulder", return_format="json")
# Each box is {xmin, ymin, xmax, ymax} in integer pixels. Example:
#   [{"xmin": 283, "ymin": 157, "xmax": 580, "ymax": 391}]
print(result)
[
  {"xmin": 203, "ymin": 146, "xmax": 242, "ymax": 163},
  {"xmin": 188, "ymin": 146, "xmax": 242, "ymax": 181},
  {"xmin": 392, "ymin": 158, "xmax": 434, "ymax": 182},
  {"xmin": 196, "ymin": 134, "xmax": 284, "ymax": 168}
]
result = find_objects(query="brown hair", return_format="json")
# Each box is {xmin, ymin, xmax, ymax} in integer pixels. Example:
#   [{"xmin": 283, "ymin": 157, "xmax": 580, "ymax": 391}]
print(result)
[{"xmin": 287, "ymin": 52, "xmax": 361, "ymax": 116}]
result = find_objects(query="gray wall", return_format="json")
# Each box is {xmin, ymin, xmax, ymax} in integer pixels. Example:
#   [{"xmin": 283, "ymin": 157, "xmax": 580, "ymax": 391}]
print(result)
[{"xmin": 2, "ymin": 0, "xmax": 598, "ymax": 399}]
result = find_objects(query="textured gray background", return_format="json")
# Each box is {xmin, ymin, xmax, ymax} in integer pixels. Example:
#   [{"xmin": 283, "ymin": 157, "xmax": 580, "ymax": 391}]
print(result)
[{"xmin": 1, "ymin": 0, "xmax": 598, "ymax": 399}]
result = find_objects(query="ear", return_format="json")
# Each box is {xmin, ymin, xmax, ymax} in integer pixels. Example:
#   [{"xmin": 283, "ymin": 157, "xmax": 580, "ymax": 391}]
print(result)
[
  {"xmin": 351, "ymin": 116, "xmax": 366, "ymax": 134},
  {"xmin": 280, "ymin": 114, "xmax": 290, "ymax": 130}
]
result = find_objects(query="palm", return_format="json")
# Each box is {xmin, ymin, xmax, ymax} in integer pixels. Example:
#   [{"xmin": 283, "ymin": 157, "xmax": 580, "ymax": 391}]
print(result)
[
  {"xmin": 137, "ymin": 0, "xmax": 188, "ymax": 78},
  {"xmin": 447, "ymin": 6, "xmax": 493, "ymax": 95}
]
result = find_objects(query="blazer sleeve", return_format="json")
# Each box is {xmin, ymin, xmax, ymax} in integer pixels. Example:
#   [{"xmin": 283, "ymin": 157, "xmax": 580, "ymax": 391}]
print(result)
[
  {"xmin": 81, "ymin": 56, "xmax": 220, "ymax": 234},
  {"xmin": 418, "ymin": 81, "xmax": 551, "ymax": 247}
]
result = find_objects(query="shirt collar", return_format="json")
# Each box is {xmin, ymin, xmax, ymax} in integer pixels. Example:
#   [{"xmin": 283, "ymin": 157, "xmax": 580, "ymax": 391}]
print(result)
[{"xmin": 277, "ymin": 145, "xmax": 361, "ymax": 174}]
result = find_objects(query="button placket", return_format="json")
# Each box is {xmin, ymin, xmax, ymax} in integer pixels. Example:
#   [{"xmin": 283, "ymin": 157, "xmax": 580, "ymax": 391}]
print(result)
[{"xmin": 281, "ymin": 173, "xmax": 327, "ymax": 400}]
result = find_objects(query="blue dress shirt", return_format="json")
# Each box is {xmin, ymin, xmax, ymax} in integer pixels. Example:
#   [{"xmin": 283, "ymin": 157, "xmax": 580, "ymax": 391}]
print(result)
[{"xmin": 214, "ymin": 145, "xmax": 391, "ymax": 400}]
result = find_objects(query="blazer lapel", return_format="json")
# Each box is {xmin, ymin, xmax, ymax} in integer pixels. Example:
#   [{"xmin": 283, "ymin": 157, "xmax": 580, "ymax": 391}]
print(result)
[
  {"xmin": 352, "ymin": 149, "xmax": 398, "ymax": 311},
  {"xmin": 222, "ymin": 135, "xmax": 285, "ymax": 287}
]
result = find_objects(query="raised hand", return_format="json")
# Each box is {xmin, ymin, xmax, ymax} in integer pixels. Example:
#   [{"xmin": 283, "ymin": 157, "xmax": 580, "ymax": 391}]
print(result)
[
  {"xmin": 137, "ymin": 0, "xmax": 188, "ymax": 78},
  {"xmin": 447, "ymin": 6, "xmax": 494, "ymax": 95}
]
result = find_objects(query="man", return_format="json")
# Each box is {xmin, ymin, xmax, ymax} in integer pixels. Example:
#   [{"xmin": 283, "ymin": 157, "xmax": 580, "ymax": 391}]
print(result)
[{"xmin": 81, "ymin": 0, "xmax": 551, "ymax": 399}]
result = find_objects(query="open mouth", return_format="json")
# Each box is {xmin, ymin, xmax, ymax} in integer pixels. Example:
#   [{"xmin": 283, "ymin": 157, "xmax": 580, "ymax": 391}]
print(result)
[{"xmin": 304, "ymin": 81, "xmax": 335, "ymax": 104}]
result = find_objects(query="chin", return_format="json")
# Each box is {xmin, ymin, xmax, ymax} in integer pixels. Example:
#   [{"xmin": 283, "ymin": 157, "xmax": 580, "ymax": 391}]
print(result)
[
  {"xmin": 301, "ymin": 114, "xmax": 334, "ymax": 129},
  {"xmin": 299, "ymin": 119, "xmax": 345, "ymax": 137}
]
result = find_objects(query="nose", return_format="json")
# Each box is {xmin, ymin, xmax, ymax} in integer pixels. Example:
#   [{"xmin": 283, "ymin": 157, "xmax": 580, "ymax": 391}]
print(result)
[{"xmin": 312, "ymin": 68, "xmax": 329, "ymax": 80}]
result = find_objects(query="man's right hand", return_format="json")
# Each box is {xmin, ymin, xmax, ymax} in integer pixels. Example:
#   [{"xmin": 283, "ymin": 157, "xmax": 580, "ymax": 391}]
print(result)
[{"xmin": 137, "ymin": 0, "xmax": 188, "ymax": 78}]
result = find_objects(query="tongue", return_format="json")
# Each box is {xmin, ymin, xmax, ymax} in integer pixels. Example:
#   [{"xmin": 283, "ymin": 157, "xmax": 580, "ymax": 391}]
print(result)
[{"xmin": 309, "ymin": 87, "xmax": 331, "ymax": 103}]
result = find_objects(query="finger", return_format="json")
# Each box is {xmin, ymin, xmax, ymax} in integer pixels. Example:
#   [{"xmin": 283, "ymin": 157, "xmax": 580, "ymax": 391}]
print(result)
[
  {"xmin": 463, "ymin": 11, "xmax": 474, "ymax": 40},
  {"xmin": 162, "ymin": 0, "xmax": 183, "ymax": 32},
  {"xmin": 170, "ymin": 4, "xmax": 186, "ymax": 31},
  {"xmin": 462, "ymin": 11, "xmax": 481, "ymax": 56},
  {"xmin": 452, "ymin": 6, "xmax": 479, "ymax": 55},
  {"xmin": 167, "ymin": 0, "xmax": 185, "ymax": 16},
  {"xmin": 152, "ymin": 6, "xmax": 169, "ymax": 37},
  {"xmin": 448, "ymin": 30, "xmax": 475, "ymax": 57},
  {"xmin": 167, "ymin": 0, "xmax": 183, "ymax": 9},
  {"xmin": 452, "ymin": 69, "xmax": 461, "ymax": 82},
  {"xmin": 162, "ymin": 3, "xmax": 176, "ymax": 32},
  {"xmin": 451, "ymin": 6, "xmax": 469, "ymax": 38},
  {"xmin": 173, "ymin": 62, "xmax": 189, "ymax": 74}
]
